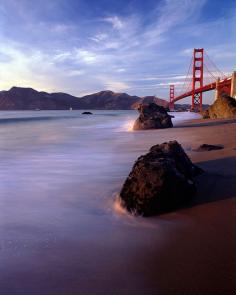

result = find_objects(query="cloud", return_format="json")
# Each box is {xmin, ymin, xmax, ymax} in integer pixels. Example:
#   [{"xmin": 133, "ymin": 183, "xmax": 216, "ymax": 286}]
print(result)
[
  {"xmin": 136, "ymin": 75, "xmax": 188, "ymax": 81},
  {"xmin": 66, "ymin": 69, "xmax": 85, "ymax": 77},
  {"xmin": 116, "ymin": 68, "xmax": 126, "ymax": 73},
  {"xmin": 102, "ymin": 80, "xmax": 130, "ymax": 92},
  {"xmin": 0, "ymin": 52, "xmax": 12, "ymax": 63},
  {"xmin": 0, "ymin": 41, "xmax": 61, "ymax": 91},
  {"xmin": 0, "ymin": 39, "xmax": 127, "ymax": 95},
  {"xmin": 143, "ymin": 0, "xmax": 207, "ymax": 46},
  {"xmin": 75, "ymin": 49, "xmax": 98, "ymax": 64},
  {"xmin": 53, "ymin": 51, "xmax": 72, "ymax": 62},
  {"xmin": 103, "ymin": 16, "xmax": 124, "ymax": 30},
  {"xmin": 52, "ymin": 48, "xmax": 106, "ymax": 66},
  {"xmin": 0, "ymin": 0, "xmax": 236, "ymax": 104},
  {"xmin": 89, "ymin": 33, "xmax": 108, "ymax": 43},
  {"xmin": 50, "ymin": 24, "xmax": 71, "ymax": 33}
]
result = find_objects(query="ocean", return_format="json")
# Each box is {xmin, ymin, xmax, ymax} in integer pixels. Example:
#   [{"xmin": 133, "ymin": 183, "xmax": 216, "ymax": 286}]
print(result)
[{"xmin": 0, "ymin": 110, "xmax": 201, "ymax": 295}]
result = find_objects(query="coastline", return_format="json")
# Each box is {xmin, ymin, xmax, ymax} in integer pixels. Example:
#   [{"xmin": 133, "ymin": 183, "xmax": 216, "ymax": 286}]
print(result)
[
  {"xmin": 99, "ymin": 116, "xmax": 236, "ymax": 294},
  {"xmin": 1, "ymin": 113, "xmax": 236, "ymax": 295},
  {"xmin": 125, "ymin": 117, "xmax": 236, "ymax": 294}
]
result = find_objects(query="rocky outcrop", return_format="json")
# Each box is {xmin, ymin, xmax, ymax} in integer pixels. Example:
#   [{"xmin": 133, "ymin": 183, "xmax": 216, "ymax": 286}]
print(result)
[
  {"xmin": 133, "ymin": 103, "xmax": 173, "ymax": 130},
  {"xmin": 203, "ymin": 95, "xmax": 236, "ymax": 119},
  {"xmin": 195, "ymin": 144, "xmax": 223, "ymax": 152},
  {"xmin": 119, "ymin": 141, "xmax": 202, "ymax": 216}
]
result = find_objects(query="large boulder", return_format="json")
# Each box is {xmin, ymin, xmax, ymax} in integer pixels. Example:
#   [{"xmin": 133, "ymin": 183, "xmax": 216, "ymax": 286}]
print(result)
[
  {"xmin": 203, "ymin": 95, "xmax": 236, "ymax": 119},
  {"xmin": 119, "ymin": 141, "xmax": 202, "ymax": 216},
  {"xmin": 133, "ymin": 103, "xmax": 173, "ymax": 130}
]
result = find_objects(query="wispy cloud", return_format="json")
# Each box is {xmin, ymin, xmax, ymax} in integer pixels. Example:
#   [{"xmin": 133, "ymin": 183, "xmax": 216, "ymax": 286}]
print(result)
[
  {"xmin": 103, "ymin": 16, "xmax": 125, "ymax": 30},
  {"xmin": 142, "ymin": 0, "xmax": 207, "ymax": 46},
  {"xmin": 0, "ymin": 0, "xmax": 235, "ymax": 103},
  {"xmin": 103, "ymin": 80, "xmax": 130, "ymax": 92},
  {"xmin": 89, "ymin": 33, "xmax": 108, "ymax": 43}
]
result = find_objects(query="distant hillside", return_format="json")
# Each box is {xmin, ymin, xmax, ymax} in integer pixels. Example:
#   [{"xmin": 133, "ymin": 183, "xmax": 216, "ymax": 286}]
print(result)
[
  {"xmin": 0, "ymin": 87, "xmax": 169, "ymax": 110},
  {"xmin": 175, "ymin": 103, "xmax": 209, "ymax": 111},
  {"xmin": 79, "ymin": 90, "xmax": 140, "ymax": 110},
  {"xmin": 0, "ymin": 87, "xmax": 84, "ymax": 110}
]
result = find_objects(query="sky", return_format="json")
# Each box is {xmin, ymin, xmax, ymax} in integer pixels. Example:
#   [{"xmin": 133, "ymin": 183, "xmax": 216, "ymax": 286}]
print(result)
[{"xmin": 0, "ymin": 0, "xmax": 236, "ymax": 103}]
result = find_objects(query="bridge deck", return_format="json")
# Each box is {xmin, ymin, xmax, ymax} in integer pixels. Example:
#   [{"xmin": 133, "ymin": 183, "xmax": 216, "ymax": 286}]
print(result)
[{"xmin": 173, "ymin": 77, "xmax": 231, "ymax": 102}]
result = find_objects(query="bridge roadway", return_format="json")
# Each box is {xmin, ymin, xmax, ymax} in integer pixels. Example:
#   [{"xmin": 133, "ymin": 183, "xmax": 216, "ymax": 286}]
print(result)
[{"xmin": 173, "ymin": 77, "xmax": 232, "ymax": 103}]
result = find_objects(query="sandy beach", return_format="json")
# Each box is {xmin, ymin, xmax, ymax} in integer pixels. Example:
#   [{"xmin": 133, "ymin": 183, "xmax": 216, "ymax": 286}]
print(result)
[
  {"xmin": 1, "ymin": 112, "xmax": 236, "ymax": 295},
  {"xmin": 124, "ymin": 117, "xmax": 236, "ymax": 295}
]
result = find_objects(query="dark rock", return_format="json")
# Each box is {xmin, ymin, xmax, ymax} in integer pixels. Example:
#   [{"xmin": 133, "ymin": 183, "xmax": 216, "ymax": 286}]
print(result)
[
  {"xmin": 82, "ymin": 111, "xmax": 93, "ymax": 115},
  {"xmin": 133, "ymin": 103, "xmax": 173, "ymax": 130},
  {"xmin": 201, "ymin": 109, "xmax": 210, "ymax": 119},
  {"xmin": 119, "ymin": 141, "xmax": 203, "ymax": 216},
  {"xmin": 203, "ymin": 95, "xmax": 236, "ymax": 119},
  {"xmin": 195, "ymin": 144, "xmax": 224, "ymax": 152}
]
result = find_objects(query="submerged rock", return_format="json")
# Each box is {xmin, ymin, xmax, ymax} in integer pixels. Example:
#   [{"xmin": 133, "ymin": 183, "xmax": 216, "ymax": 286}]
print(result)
[
  {"xmin": 119, "ymin": 141, "xmax": 202, "ymax": 216},
  {"xmin": 203, "ymin": 95, "xmax": 236, "ymax": 119},
  {"xmin": 133, "ymin": 103, "xmax": 173, "ymax": 130},
  {"xmin": 82, "ymin": 111, "xmax": 93, "ymax": 115},
  {"xmin": 195, "ymin": 144, "xmax": 224, "ymax": 152}
]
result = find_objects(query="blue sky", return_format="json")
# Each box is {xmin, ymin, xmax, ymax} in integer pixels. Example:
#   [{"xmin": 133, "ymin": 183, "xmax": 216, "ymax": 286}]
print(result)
[{"xmin": 0, "ymin": 0, "xmax": 236, "ymax": 103}]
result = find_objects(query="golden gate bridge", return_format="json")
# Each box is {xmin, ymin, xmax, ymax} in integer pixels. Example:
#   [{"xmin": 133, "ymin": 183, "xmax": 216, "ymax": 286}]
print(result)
[{"xmin": 168, "ymin": 48, "xmax": 236, "ymax": 111}]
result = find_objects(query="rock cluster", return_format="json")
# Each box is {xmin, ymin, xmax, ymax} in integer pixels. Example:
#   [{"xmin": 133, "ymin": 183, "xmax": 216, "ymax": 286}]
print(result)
[
  {"xmin": 133, "ymin": 103, "xmax": 173, "ymax": 130},
  {"xmin": 203, "ymin": 95, "xmax": 236, "ymax": 119},
  {"xmin": 195, "ymin": 144, "xmax": 223, "ymax": 152},
  {"xmin": 119, "ymin": 141, "xmax": 202, "ymax": 216}
]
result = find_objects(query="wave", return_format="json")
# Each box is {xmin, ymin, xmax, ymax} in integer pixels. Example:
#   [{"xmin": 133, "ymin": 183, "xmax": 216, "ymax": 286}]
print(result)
[
  {"xmin": 0, "ymin": 115, "xmax": 80, "ymax": 125},
  {"xmin": 0, "ymin": 110, "xmax": 136, "ymax": 125},
  {"xmin": 112, "ymin": 194, "xmax": 166, "ymax": 229}
]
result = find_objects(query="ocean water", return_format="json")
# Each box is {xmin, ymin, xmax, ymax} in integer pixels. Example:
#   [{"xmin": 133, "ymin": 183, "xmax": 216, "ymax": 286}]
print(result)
[{"xmin": 0, "ymin": 110, "xmax": 201, "ymax": 295}]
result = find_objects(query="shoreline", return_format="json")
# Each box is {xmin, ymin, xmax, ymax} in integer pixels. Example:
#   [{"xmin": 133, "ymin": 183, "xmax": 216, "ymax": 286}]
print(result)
[
  {"xmin": 1, "ymin": 113, "xmax": 236, "ymax": 295},
  {"xmin": 113, "ymin": 117, "xmax": 236, "ymax": 294}
]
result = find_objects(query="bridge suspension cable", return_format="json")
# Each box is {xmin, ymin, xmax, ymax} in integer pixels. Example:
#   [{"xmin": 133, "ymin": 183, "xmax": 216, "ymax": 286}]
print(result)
[
  {"xmin": 168, "ymin": 48, "xmax": 235, "ymax": 112},
  {"xmin": 204, "ymin": 51, "xmax": 227, "ymax": 80},
  {"xmin": 175, "ymin": 56, "xmax": 193, "ymax": 97}
]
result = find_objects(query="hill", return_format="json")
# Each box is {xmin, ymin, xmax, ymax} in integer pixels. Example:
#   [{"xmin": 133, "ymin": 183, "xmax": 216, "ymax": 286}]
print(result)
[
  {"xmin": 0, "ymin": 87, "xmax": 84, "ymax": 110},
  {"xmin": 0, "ymin": 87, "xmax": 169, "ymax": 110},
  {"xmin": 79, "ymin": 90, "xmax": 140, "ymax": 110},
  {"xmin": 132, "ymin": 95, "xmax": 169, "ymax": 109}
]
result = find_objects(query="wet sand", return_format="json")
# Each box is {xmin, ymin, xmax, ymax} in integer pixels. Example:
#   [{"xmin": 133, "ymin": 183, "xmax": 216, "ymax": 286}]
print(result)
[{"xmin": 1, "ymin": 115, "xmax": 236, "ymax": 295}]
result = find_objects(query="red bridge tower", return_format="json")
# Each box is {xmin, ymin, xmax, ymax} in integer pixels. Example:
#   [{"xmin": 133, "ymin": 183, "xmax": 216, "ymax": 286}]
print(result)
[
  {"xmin": 192, "ymin": 48, "xmax": 204, "ymax": 111},
  {"xmin": 169, "ymin": 84, "xmax": 175, "ymax": 111}
]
